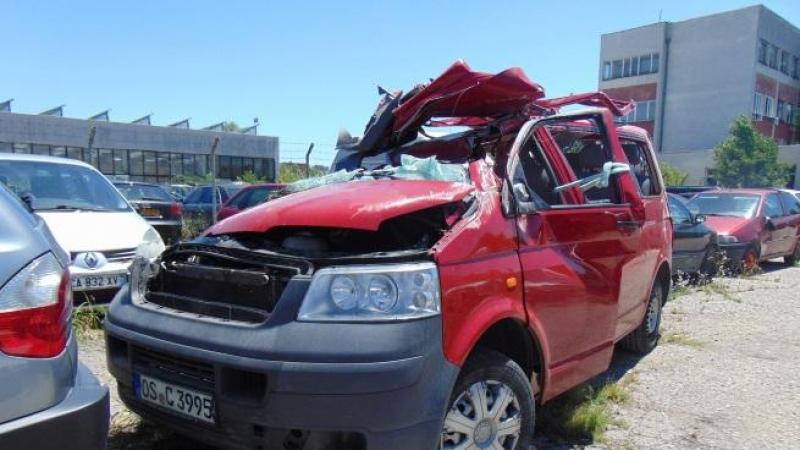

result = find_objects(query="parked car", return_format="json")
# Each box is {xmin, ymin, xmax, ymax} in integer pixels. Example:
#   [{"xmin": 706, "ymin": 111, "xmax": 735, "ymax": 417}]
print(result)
[
  {"xmin": 167, "ymin": 183, "xmax": 193, "ymax": 202},
  {"xmin": 665, "ymin": 185, "xmax": 721, "ymax": 200},
  {"xmin": 0, "ymin": 183, "xmax": 109, "ymax": 450},
  {"xmin": 687, "ymin": 188, "xmax": 800, "ymax": 271},
  {"xmin": 115, "ymin": 181, "xmax": 183, "ymax": 245},
  {"xmin": 216, "ymin": 183, "xmax": 285, "ymax": 221},
  {"xmin": 181, "ymin": 184, "xmax": 244, "ymax": 223},
  {"xmin": 105, "ymin": 62, "xmax": 671, "ymax": 450},
  {"xmin": 0, "ymin": 154, "xmax": 166, "ymax": 303},
  {"xmin": 668, "ymin": 194, "xmax": 717, "ymax": 277}
]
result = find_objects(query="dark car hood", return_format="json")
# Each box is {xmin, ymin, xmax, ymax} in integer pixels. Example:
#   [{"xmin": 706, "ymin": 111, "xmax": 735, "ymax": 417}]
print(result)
[{"xmin": 206, "ymin": 180, "xmax": 475, "ymax": 235}]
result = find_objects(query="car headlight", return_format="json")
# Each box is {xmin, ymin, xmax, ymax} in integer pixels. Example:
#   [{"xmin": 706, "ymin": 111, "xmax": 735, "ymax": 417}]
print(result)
[
  {"xmin": 717, "ymin": 234, "xmax": 739, "ymax": 245},
  {"xmin": 136, "ymin": 227, "xmax": 166, "ymax": 259},
  {"xmin": 297, "ymin": 263, "xmax": 441, "ymax": 322}
]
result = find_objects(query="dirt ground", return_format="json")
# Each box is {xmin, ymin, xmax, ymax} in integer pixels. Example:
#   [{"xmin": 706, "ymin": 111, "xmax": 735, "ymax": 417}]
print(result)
[{"xmin": 79, "ymin": 261, "xmax": 800, "ymax": 450}]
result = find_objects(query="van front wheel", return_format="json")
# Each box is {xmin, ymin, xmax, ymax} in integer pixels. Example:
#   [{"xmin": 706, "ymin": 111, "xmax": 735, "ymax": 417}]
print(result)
[{"xmin": 440, "ymin": 349, "xmax": 534, "ymax": 450}]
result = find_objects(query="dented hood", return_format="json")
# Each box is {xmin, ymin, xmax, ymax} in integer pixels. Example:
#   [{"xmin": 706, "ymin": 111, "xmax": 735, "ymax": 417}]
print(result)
[
  {"xmin": 207, "ymin": 180, "xmax": 475, "ymax": 235},
  {"xmin": 391, "ymin": 60, "xmax": 545, "ymax": 138}
]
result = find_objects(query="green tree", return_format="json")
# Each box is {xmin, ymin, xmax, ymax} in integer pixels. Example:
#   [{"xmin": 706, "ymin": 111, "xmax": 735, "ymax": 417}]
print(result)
[
  {"xmin": 658, "ymin": 161, "xmax": 689, "ymax": 186},
  {"xmin": 237, "ymin": 170, "xmax": 266, "ymax": 183},
  {"xmin": 221, "ymin": 121, "xmax": 240, "ymax": 132},
  {"xmin": 713, "ymin": 116, "xmax": 790, "ymax": 188}
]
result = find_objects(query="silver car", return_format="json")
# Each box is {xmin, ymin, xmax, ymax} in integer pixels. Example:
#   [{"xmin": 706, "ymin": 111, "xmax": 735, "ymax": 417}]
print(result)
[{"xmin": 0, "ymin": 183, "xmax": 109, "ymax": 449}]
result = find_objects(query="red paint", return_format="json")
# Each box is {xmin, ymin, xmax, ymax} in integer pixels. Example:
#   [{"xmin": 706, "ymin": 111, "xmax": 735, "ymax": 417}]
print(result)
[
  {"xmin": 694, "ymin": 189, "xmax": 800, "ymax": 262},
  {"xmin": 207, "ymin": 180, "xmax": 475, "ymax": 235},
  {"xmin": 211, "ymin": 61, "xmax": 673, "ymax": 405}
]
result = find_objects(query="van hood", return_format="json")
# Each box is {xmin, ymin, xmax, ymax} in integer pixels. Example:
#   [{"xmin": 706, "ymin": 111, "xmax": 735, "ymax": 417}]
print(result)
[
  {"xmin": 702, "ymin": 215, "xmax": 759, "ymax": 240},
  {"xmin": 36, "ymin": 210, "xmax": 152, "ymax": 254},
  {"xmin": 207, "ymin": 180, "xmax": 475, "ymax": 235}
]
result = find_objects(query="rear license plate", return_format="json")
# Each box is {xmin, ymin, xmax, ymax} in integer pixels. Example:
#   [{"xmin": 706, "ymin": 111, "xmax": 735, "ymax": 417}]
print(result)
[
  {"xmin": 72, "ymin": 273, "xmax": 127, "ymax": 291},
  {"xmin": 134, "ymin": 373, "xmax": 215, "ymax": 424},
  {"xmin": 139, "ymin": 208, "xmax": 161, "ymax": 217}
]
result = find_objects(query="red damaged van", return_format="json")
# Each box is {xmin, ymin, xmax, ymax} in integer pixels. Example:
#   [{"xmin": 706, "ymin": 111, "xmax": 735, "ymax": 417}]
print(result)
[{"xmin": 105, "ymin": 61, "xmax": 672, "ymax": 450}]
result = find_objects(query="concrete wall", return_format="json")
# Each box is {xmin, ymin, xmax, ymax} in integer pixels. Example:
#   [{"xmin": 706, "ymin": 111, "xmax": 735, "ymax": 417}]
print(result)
[
  {"xmin": 0, "ymin": 112, "xmax": 279, "ymax": 160},
  {"xmin": 659, "ymin": 144, "xmax": 800, "ymax": 188},
  {"xmin": 660, "ymin": 7, "xmax": 760, "ymax": 152}
]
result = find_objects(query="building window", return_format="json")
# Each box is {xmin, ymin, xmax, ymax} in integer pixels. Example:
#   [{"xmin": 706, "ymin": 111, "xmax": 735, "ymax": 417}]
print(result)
[
  {"xmin": 83, "ymin": 148, "xmax": 97, "ymax": 167},
  {"xmin": 623, "ymin": 58, "xmax": 631, "ymax": 77},
  {"xmin": 51, "ymin": 146, "xmax": 67, "ymax": 158},
  {"xmin": 651, "ymin": 53, "xmax": 660, "ymax": 73},
  {"xmin": 612, "ymin": 60, "xmax": 623, "ymax": 79},
  {"xmin": 170, "ymin": 153, "xmax": 183, "ymax": 176},
  {"xmin": 157, "ymin": 152, "xmax": 170, "ymax": 177},
  {"xmin": 98, "ymin": 149, "xmax": 114, "ymax": 174},
  {"xmin": 630, "ymin": 56, "xmax": 639, "ymax": 76},
  {"xmin": 0, "ymin": 142, "xmax": 12, "ymax": 153},
  {"xmin": 195, "ymin": 154, "xmax": 208, "ymax": 177},
  {"xmin": 639, "ymin": 54, "xmax": 652, "ymax": 74},
  {"xmin": 764, "ymin": 96, "xmax": 775, "ymax": 118},
  {"xmin": 67, "ymin": 147, "xmax": 83, "ymax": 160},
  {"xmin": 758, "ymin": 39, "xmax": 768, "ymax": 64},
  {"xmin": 113, "ymin": 149, "xmax": 128, "ymax": 175},
  {"xmin": 603, "ymin": 62, "xmax": 612, "ymax": 80},
  {"xmin": 753, "ymin": 92, "xmax": 764, "ymax": 118},
  {"xmin": 780, "ymin": 50, "xmax": 791, "ymax": 75},
  {"xmin": 784, "ymin": 103, "xmax": 794, "ymax": 124},
  {"xmin": 129, "ymin": 150, "xmax": 144, "ymax": 176},
  {"xmin": 768, "ymin": 44, "xmax": 778, "ymax": 69},
  {"xmin": 143, "ymin": 151, "xmax": 157, "ymax": 176},
  {"xmin": 218, "ymin": 155, "xmax": 231, "ymax": 179},
  {"xmin": 32, "ymin": 144, "xmax": 49, "ymax": 155}
]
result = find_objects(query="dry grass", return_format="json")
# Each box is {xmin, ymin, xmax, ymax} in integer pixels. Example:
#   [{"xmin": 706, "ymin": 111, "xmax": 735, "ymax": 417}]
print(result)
[
  {"xmin": 662, "ymin": 332, "xmax": 703, "ymax": 347},
  {"xmin": 72, "ymin": 301, "xmax": 107, "ymax": 339}
]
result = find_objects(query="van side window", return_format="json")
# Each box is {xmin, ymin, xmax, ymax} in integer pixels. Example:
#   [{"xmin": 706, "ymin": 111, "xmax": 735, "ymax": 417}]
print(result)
[
  {"xmin": 551, "ymin": 127, "xmax": 621, "ymax": 204},
  {"xmin": 621, "ymin": 141, "xmax": 660, "ymax": 196},
  {"xmin": 511, "ymin": 137, "xmax": 563, "ymax": 207}
]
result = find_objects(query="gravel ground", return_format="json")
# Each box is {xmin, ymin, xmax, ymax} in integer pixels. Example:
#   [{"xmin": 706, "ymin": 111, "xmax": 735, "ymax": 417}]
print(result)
[{"xmin": 79, "ymin": 261, "xmax": 800, "ymax": 450}]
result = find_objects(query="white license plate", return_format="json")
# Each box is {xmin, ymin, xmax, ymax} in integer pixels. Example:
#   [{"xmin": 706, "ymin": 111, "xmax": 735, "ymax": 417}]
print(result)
[
  {"xmin": 71, "ymin": 273, "xmax": 127, "ymax": 291},
  {"xmin": 134, "ymin": 373, "xmax": 215, "ymax": 424}
]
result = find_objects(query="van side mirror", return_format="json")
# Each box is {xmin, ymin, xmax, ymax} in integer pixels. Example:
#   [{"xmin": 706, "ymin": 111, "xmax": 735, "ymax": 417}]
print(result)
[
  {"xmin": 554, "ymin": 162, "xmax": 631, "ymax": 194},
  {"xmin": 694, "ymin": 214, "xmax": 706, "ymax": 224}
]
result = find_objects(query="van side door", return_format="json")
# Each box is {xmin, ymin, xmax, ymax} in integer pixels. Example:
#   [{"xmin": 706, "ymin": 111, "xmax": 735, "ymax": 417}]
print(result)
[{"xmin": 506, "ymin": 110, "xmax": 649, "ymax": 401}]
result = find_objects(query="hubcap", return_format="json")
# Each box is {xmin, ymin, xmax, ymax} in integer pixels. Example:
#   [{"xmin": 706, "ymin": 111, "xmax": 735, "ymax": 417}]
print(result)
[
  {"xmin": 441, "ymin": 380, "xmax": 522, "ymax": 450},
  {"xmin": 645, "ymin": 289, "xmax": 660, "ymax": 336}
]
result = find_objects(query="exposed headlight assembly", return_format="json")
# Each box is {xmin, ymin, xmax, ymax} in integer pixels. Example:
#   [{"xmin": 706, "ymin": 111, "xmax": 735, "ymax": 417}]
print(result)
[
  {"xmin": 717, "ymin": 234, "xmax": 739, "ymax": 244},
  {"xmin": 136, "ymin": 227, "xmax": 166, "ymax": 260},
  {"xmin": 298, "ymin": 263, "xmax": 441, "ymax": 322},
  {"xmin": 129, "ymin": 256, "xmax": 160, "ymax": 305}
]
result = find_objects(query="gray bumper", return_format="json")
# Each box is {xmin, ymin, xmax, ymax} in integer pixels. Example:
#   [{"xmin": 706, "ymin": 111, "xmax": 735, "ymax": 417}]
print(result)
[
  {"xmin": 0, "ymin": 363, "xmax": 109, "ymax": 450},
  {"xmin": 105, "ymin": 281, "xmax": 459, "ymax": 450}
]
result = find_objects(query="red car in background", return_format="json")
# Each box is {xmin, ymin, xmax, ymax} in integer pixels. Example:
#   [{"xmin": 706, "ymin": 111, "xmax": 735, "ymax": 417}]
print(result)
[
  {"xmin": 216, "ymin": 183, "xmax": 285, "ymax": 221},
  {"xmin": 687, "ymin": 188, "xmax": 800, "ymax": 270}
]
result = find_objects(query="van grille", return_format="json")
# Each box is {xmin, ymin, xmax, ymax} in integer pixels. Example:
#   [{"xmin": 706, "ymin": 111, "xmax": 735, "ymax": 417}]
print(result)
[{"xmin": 133, "ymin": 346, "xmax": 215, "ymax": 388}]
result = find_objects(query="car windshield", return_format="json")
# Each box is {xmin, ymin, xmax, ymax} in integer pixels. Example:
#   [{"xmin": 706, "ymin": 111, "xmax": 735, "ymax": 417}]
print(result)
[
  {"xmin": 0, "ymin": 160, "xmax": 131, "ymax": 212},
  {"xmin": 687, "ymin": 193, "xmax": 760, "ymax": 218},
  {"xmin": 116, "ymin": 184, "xmax": 173, "ymax": 202}
]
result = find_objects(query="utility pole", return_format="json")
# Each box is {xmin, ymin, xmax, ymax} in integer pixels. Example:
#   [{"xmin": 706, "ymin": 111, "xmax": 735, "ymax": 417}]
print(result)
[
  {"xmin": 305, "ymin": 143, "xmax": 315, "ymax": 178},
  {"xmin": 209, "ymin": 137, "xmax": 220, "ymax": 225}
]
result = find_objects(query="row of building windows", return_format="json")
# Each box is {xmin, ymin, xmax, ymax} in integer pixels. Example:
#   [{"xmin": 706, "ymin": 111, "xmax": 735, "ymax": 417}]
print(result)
[
  {"xmin": 753, "ymin": 93, "xmax": 797, "ymax": 125},
  {"xmin": 0, "ymin": 142, "xmax": 275, "ymax": 184},
  {"xmin": 614, "ymin": 100, "xmax": 657, "ymax": 124},
  {"xmin": 602, "ymin": 53, "xmax": 660, "ymax": 81},
  {"xmin": 758, "ymin": 39, "xmax": 800, "ymax": 79}
]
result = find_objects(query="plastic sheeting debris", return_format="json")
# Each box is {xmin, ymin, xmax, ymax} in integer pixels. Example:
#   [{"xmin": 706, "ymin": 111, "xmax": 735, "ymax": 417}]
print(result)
[{"xmin": 285, "ymin": 155, "xmax": 469, "ymax": 193}]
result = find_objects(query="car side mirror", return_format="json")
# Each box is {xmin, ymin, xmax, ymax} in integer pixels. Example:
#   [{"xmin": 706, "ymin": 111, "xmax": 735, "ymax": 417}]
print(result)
[
  {"xmin": 554, "ymin": 162, "xmax": 631, "ymax": 194},
  {"xmin": 694, "ymin": 214, "xmax": 706, "ymax": 224},
  {"xmin": 766, "ymin": 217, "xmax": 777, "ymax": 231}
]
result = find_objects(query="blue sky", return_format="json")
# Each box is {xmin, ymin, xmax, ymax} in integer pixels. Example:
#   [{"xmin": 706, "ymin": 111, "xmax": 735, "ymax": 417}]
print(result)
[{"xmin": 2, "ymin": 1, "xmax": 798, "ymax": 165}]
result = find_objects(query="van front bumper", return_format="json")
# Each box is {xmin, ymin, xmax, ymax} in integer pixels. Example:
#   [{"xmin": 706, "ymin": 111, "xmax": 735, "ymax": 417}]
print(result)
[{"xmin": 105, "ymin": 282, "xmax": 459, "ymax": 450}]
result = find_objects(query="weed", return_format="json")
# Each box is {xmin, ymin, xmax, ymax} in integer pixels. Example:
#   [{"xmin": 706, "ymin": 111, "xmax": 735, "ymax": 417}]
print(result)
[
  {"xmin": 699, "ymin": 281, "xmax": 739, "ymax": 302},
  {"xmin": 662, "ymin": 332, "xmax": 703, "ymax": 347},
  {"xmin": 670, "ymin": 283, "xmax": 692, "ymax": 300},
  {"xmin": 72, "ymin": 300, "xmax": 107, "ymax": 338},
  {"xmin": 539, "ymin": 381, "xmax": 629, "ymax": 443},
  {"xmin": 181, "ymin": 212, "xmax": 209, "ymax": 241}
]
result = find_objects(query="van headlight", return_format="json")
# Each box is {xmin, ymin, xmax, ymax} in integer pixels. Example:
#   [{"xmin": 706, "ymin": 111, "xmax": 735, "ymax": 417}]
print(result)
[
  {"xmin": 129, "ymin": 256, "xmax": 160, "ymax": 305},
  {"xmin": 297, "ymin": 263, "xmax": 441, "ymax": 322}
]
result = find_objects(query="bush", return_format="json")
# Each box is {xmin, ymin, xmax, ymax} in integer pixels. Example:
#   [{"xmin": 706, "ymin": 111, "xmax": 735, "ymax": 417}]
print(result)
[{"xmin": 659, "ymin": 162, "xmax": 689, "ymax": 186}]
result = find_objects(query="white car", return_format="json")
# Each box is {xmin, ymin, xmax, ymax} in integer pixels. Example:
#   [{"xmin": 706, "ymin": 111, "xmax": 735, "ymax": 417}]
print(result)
[{"xmin": 0, "ymin": 153, "xmax": 165, "ymax": 302}]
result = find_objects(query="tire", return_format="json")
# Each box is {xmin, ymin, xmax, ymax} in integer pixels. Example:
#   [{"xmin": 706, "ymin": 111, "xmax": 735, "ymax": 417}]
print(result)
[
  {"xmin": 440, "ymin": 349, "xmax": 534, "ymax": 450},
  {"xmin": 620, "ymin": 281, "xmax": 663, "ymax": 354},
  {"xmin": 784, "ymin": 242, "xmax": 799, "ymax": 266}
]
